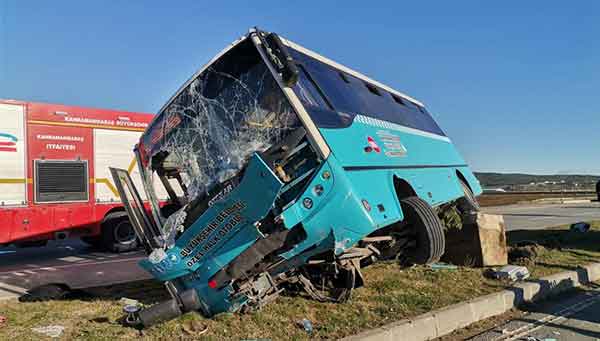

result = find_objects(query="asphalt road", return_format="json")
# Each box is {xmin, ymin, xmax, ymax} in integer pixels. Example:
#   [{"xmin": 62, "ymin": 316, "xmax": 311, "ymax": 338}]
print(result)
[
  {"xmin": 470, "ymin": 285, "xmax": 600, "ymax": 341},
  {"xmin": 0, "ymin": 239, "xmax": 149, "ymax": 300},
  {"xmin": 482, "ymin": 201, "xmax": 600, "ymax": 231}
]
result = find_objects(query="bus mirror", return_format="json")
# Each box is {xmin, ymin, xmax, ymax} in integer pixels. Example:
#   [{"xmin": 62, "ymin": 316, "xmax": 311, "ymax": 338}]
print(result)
[{"xmin": 264, "ymin": 33, "xmax": 299, "ymax": 87}]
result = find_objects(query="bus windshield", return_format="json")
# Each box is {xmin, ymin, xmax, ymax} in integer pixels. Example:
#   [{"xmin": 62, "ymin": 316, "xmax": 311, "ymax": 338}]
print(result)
[{"xmin": 139, "ymin": 39, "xmax": 301, "ymax": 204}]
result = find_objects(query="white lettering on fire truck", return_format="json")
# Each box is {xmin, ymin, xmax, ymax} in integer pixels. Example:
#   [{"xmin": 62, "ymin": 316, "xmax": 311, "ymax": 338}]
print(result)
[
  {"xmin": 46, "ymin": 143, "xmax": 76, "ymax": 151},
  {"xmin": 37, "ymin": 134, "xmax": 84, "ymax": 142},
  {"xmin": 64, "ymin": 116, "xmax": 148, "ymax": 128}
]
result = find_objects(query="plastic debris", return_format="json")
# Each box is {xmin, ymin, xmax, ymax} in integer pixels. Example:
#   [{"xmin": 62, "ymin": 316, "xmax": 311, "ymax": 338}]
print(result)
[
  {"xmin": 119, "ymin": 297, "xmax": 140, "ymax": 306},
  {"xmin": 427, "ymin": 262, "xmax": 458, "ymax": 271},
  {"xmin": 542, "ymin": 338, "xmax": 557, "ymax": 341},
  {"xmin": 298, "ymin": 318, "xmax": 313, "ymax": 333},
  {"xmin": 570, "ymin": 222, "xmax": 590, "ymax": 233},
  {"xmin": 492, "ymin": 265, "xmax": 530, "ymax": 281},
  {"xmin": 0, "ymin": 315, "xmax": 6, "ymax": 327},
  {"xmin": 31, "ymin": 325, "xmax": 65, "ymax": 338}
]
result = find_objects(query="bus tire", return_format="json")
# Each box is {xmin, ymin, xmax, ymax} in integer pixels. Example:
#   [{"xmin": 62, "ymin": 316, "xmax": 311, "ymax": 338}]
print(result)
[
  {"xmin": 400, "ymin": 196, "xmax": 445, "ymax": 265},
  {"xmin": 457, "ymin": 180, "xmax": 480, "ymax": 213},
  {"xmin": 100, "ymin": 212, "xmax": 138, "ymax": 253}
]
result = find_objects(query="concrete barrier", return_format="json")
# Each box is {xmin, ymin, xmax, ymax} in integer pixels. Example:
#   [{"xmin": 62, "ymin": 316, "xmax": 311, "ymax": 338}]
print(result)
[{"xmin": 342, "ymin": 262, "xmax": 600, "ymax": 341}]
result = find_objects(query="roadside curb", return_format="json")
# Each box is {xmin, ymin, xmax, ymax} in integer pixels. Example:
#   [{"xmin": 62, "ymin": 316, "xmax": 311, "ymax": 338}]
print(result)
[
  {"xmin": 342, "ymin": 262, "xmax": 600, "ymax": 341},
  {"xmin": 0, "ymin": 282, "xmax": 26, "ymax": 302}
]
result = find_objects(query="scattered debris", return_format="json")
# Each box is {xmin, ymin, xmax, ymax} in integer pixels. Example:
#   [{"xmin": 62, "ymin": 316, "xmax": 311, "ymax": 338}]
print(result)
[
  {"xmin": 427, "ymin": 262, "xmax": 458, "ymax": 271},
  {"xmin": 123, "ymin": 304, "xmax": 141, "ymax": 326},
  {"xmin": 509, "ymin": 243, "xmax": 542, "ymax": 266},
  {"xmin": 0, "ymin": 315, "xmax": 6, "ymax": 328},
  {"xmin": 182, "ymin": 320, "xmax": 208, "ymax": 335},
  {"xmin": 31, "ymin": 325, "xmax": 65, "ymax": 338},
  {"xmin": 552, "ymin": 330, "xmax": 560, "ymax": 335},
  {"xmin": 119, "ymin": 297, "xmax": 140, "ymax": 307},
  {"xmin": 490, "ymin": 265, "xmax": 530, "ymax": 282},
  {"xmin": 298, "ymin": 318, "xmax": 313, "ymax": 334},
  {"xmin": 570, "ymin": 221, "xmax": 590, "ymax": 233},
  {"xmin": 542, "ymin": 338, "xmax": 557, "ymax": 341}
]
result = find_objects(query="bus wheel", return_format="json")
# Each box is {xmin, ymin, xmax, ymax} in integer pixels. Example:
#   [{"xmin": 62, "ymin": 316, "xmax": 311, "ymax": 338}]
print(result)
[
  {"xmin": 101, "ymin": 212, "xmax": 138, "ymax": 253},
  {"xmin": 400, "ymin": 196, "xmax": 445, "ymax": 265},
  {"xmin": 457, "ymin": 180, "xmax": 480, "ymax": 213}
]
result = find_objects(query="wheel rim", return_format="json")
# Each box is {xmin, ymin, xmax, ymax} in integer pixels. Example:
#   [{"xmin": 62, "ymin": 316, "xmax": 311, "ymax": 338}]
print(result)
[{"xmin": 114, "ymin": 221, "xmax": 136, "ymax": 245}]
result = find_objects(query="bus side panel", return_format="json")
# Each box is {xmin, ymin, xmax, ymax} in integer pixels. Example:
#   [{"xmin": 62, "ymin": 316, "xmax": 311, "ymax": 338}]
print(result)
[
  {"xmin": 319, "ymin": 119, "xmax": 473, "ymax": 205},
  {"xmin": 0, "ymin": 103, "xmax": 27, "ymax": 206}
]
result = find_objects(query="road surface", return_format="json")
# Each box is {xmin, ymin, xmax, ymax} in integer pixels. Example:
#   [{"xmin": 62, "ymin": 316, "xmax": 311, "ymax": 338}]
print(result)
[
  {"xmin": 483, "ymin": 201, "xmax": 600, "ymax": 231},
  {"xmin": 0, "ymin": 239, "xmax": 150, "ymax": 300},
  {"xmin": 470, "ymin": 285, "xmax": 600, "ymax": 341}
]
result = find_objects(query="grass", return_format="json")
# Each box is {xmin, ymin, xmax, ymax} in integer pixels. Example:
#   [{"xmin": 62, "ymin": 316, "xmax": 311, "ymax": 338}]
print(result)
[
  {"xmin": 478, "ymin": 193, "xmax": 595, "ymax": 207},
  {"xmin": 1, "ymin": 221, "xmax": 600, "ymax": 340}
]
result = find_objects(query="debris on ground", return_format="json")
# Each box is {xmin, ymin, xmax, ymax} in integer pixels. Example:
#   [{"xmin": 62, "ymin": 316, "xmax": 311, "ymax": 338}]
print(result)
[
  {"xmin": 119, "ymin": 297, "xmax": 140, "ymax": 306},
  {"xmin": 0, "ymin": 315, "xmax": 6, "ymax": 328},
  {"xmin": 182, "ymin": 320, "xmax": 208, "ymax": 335},
  {"xmin": 489, "ymin": 265, "xmax": 530, "ymax": 282},
  {"xmin": 570, "ymin": 221, "xmax": 590, "ymax": 233},
  {"xmin": 31, "ymin": 325, "xmax": 65, "ymax": 338},
  {"xmin": 427, "ymin": 262, "xmax": 458, "ymax": 271},
  {"xmin": 508, "ymin": 243, "xmax": 542, "ymax": 266},
  {"xmin": 297, "ymin": 318, "xmax": 313, "ymax": 334}
]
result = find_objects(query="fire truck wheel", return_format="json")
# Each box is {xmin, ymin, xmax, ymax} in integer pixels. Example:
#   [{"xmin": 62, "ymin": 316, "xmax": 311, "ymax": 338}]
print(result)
[
  {"xmin": 456, "ymin": 180, "xmax": 480, "ymax": 213},
  {"xmin": 400, "ymin": 196, "xmax": 445, "ymax": 265},
  {"xmin": 101, "ymin": 212, "xmax": 138, "ymax": 253}
]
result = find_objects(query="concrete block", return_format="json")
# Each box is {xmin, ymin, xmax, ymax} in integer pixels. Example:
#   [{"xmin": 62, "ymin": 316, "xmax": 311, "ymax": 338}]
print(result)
[
  {"xmin": 432, "ymin": 302, "xmax": 475, "ymax": 337},
  {"xmin": 443, "ymin": 213, "xmax": 507, "ymax": 267},
  {"xmin": 583, "ymin": 263, "xmax": 600, "ymax": 281},
  {"xmin": 342, "ymin": 325, "xmax": 393, "ymax": 341},
  {"xmin": 513, "ymin": 281, "xmax": 541, "ymax": 301},
  {"xmin": 500, "ymin": 289, "xmax": 519, "ymax": 309},
  {"xmin": 388, "ymin": 314, "xmax": 437, "ymax": 341},
  {"xmin": 468, "ymin": 292, "xmax": 508, "ymax": 321},
  {"xmin": 542, "ymin": 271, "xmax": 581, "ymax": 294}
]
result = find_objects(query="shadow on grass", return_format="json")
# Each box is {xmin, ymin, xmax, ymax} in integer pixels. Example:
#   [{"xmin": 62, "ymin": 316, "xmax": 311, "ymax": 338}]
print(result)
[{"xmin": 508, "ymin": 228, "xmax": 600, "ymax": 253}]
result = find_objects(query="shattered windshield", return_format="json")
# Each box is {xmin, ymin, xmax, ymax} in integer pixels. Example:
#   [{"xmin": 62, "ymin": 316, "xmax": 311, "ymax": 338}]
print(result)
[{"xmin": 141, "ymin": 39, "xmax": 301, "ymax": 204}]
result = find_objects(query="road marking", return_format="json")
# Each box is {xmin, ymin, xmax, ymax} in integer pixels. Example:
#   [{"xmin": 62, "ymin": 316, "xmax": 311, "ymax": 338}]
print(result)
[
  {"xmin": 492, "ymin": 291, "xmax": 600, "ymax": 340},
  {"xmin": 0, "ymin": 256, "xmax": 145, "ymax": 275}
]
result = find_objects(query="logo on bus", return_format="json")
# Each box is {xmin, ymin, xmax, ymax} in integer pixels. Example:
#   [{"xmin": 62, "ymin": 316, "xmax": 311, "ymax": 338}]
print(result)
[{"xmin": 0, "ymin": 133, "xmax": 17, "ymax": 152}]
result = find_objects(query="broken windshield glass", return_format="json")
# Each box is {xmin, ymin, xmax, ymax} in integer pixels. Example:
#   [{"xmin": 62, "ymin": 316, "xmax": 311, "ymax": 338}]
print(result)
[{"xmin": 139, "ymin": 40, "xmax": 301, "ymax": 231}]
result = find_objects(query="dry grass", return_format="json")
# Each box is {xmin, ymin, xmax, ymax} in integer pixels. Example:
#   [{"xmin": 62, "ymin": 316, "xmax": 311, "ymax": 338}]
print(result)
[
  {"xmin": 478, "ymin": 193, "xmax": 594, "ymax": 207},
  {"xmin": 1, "ymin": 222, "xmax": 599, "ymax": 340}
]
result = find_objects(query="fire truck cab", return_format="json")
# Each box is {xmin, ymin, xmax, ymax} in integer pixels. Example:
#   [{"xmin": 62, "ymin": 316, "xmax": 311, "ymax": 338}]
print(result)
[{"xmin": 0, "ymin": 99, "xmax": 158, "ymax": 252}]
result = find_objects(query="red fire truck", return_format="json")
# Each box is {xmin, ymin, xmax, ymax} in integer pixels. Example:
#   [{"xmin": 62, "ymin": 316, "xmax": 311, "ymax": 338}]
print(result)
[{"xmin": 0, "ymin": 99, "xmax": 157, "ymax": 252}]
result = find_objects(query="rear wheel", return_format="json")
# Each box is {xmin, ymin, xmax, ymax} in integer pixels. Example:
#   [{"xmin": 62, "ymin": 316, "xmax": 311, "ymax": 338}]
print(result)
[
  {"xmin": 400, "ymin": 196, "xmax": 445, "ymax": 265},
  {"xmin": 457, "ymin": 180, "xmax": 480, "ymax": 213},
  {"xmin": 100, "ymin": 212, "xmax": 138, "ymax": 253}
]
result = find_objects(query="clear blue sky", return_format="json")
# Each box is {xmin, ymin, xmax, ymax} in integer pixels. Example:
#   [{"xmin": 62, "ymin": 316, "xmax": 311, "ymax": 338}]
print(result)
[{"xmin": 1, "ymin": 1, "xmax": 599, "ymax": 174}]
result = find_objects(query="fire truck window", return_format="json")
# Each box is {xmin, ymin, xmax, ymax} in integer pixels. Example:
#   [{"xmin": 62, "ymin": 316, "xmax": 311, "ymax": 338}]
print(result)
[{"xmin": 35, "ymin": 160, "xmax": 88, "ymax": 203}]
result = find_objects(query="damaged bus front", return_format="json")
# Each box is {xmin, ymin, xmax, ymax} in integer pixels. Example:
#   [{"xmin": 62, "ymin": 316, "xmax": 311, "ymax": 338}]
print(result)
[{"xmin": 111, "ymin": 28, "xmax": 482, "ymax": 326}]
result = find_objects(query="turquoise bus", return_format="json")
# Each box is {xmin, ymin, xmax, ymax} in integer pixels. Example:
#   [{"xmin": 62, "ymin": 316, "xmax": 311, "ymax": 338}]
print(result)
[{"xmin": 111, "ymin": 28, "xmax": 482, "ymax": 326}]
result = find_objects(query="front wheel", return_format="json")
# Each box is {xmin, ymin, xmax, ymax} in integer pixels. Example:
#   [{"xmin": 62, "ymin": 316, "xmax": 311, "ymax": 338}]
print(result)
[
  {"xmin": 400, "ymin": 196, "xmax": 445, "ymax": 265},
  {"xmin": 100, "ymin": 212, "xmax": 139, "ymax": 253}
]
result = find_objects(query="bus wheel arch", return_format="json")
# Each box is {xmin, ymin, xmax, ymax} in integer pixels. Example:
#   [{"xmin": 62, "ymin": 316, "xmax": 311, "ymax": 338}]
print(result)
[
  {"xmin": 455, "ymin": 170, "xmax": 480, "ymax": 213},
  {"xmin": 393, "ymin": 176, "xmax": 417, "ymax": 201}
]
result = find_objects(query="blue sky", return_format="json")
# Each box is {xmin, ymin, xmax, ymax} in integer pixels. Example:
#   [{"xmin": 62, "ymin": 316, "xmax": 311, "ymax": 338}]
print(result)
[{"xmin": 1, "ymin": 1, "xmax": 599, "ymax": 174}]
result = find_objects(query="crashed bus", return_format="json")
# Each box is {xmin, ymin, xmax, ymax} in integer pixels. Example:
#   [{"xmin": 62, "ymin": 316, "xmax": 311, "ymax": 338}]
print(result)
[{"xmin": 111, "ymin": 28, "xmax": 482, "ymax": 326}]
